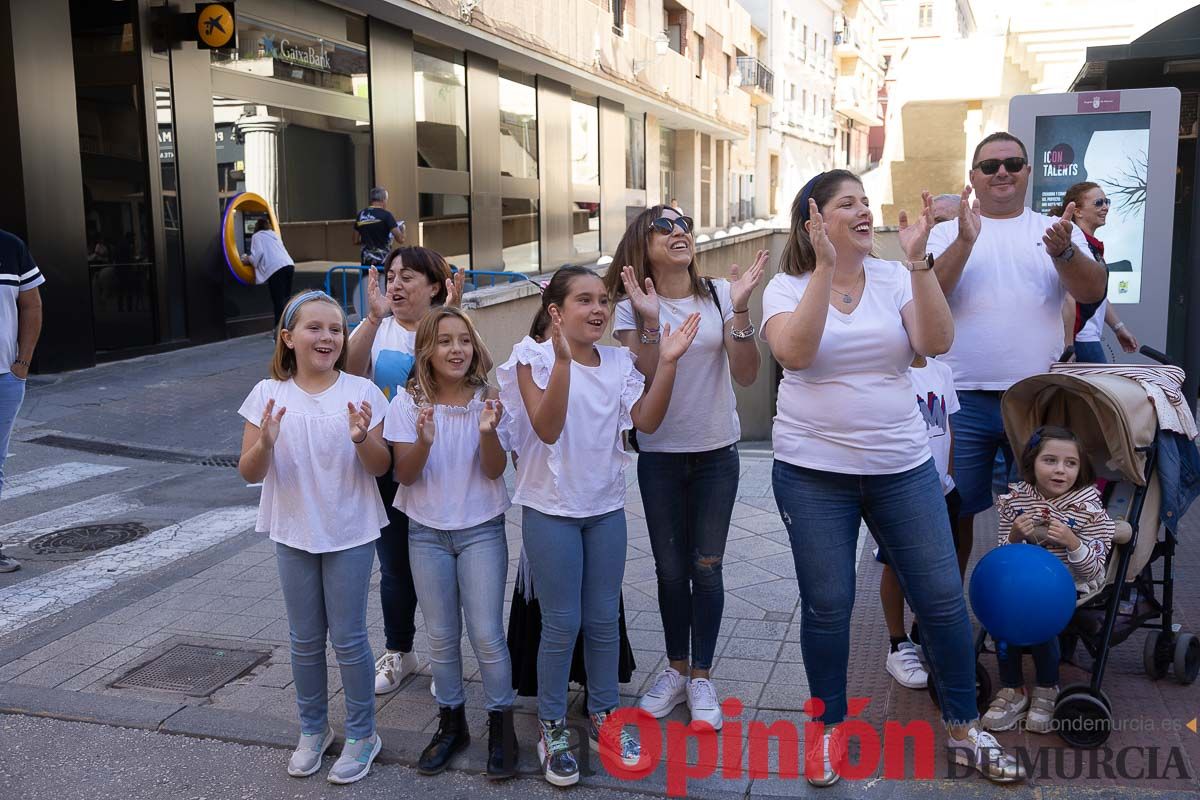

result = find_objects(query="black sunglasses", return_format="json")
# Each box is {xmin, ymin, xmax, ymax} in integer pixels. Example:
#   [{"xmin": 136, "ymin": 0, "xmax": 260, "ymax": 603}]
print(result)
[
  {"xmin": 648, "ymin": 216, "xmax": 694, "ymax": 236},
  {"xmin": 973, "ymin": 157, "xmax": 1028, "ymax": 175},
  {"xmin": 1093, "ymin": 197, "xmax": 1112, "ymax": 208}
]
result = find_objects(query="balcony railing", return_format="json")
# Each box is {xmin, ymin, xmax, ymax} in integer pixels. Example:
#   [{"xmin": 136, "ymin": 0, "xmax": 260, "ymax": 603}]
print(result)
[{"xmin": 736, "ymin": 56, "xmax": 774, "ymax": 98}]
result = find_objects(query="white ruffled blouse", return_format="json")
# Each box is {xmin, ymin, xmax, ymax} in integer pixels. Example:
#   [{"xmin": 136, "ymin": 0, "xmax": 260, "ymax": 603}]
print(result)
[
  {"xmin": 382, "ymin": 388, "xmax": 512, "ymax": 531},
  {"xmin": 497, "ymin": 337, "xmax": 645, "ymax": 518}
]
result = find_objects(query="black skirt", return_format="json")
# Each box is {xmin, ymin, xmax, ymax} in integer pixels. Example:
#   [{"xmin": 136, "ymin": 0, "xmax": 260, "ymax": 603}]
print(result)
[{"xmin": 507, "ymin": 581, "xmax": 638, "ymax": 696}]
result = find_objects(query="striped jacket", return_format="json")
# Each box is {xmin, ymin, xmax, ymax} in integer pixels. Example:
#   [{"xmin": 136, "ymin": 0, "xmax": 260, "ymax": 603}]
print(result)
[{"xmin": 996, "ymin": 481, "xmax": 1114, "ymax": 594}]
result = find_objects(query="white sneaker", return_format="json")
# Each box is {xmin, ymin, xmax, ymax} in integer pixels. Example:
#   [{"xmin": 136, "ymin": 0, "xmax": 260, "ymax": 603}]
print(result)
[
  {"xmin": 886, "ymin": 641, "xmax": 928, "ymax": 689},
  {"xmin": 805, "ymin": 728, "xmax": 844, "ymax": 787},
  {"xmin": 686, "ymin": 677, "xmax": 723, "ymax": 729},
  {"xmin": 637, "ymin": 668, "xmax": 687, "ymax": 718},
  {"xmin": 374, "ymin": 650, "xmax": 417, "ymax": 695},
  {"xmin": 948, "ymin": 726, "xmax": 1026, "ymax": 783}
]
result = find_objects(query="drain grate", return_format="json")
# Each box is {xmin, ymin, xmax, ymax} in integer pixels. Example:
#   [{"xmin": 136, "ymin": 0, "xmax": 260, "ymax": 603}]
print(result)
[
  {"xmin": 113, "ymin": 644, "xmax": 269, "ymax": 697},
  {"xmin": 28, "ymin": 434, "xmax": 240, "ymax": 468},
  {"xmin": 29, "ymin": 522, "xmax": 151, "ymax": 554}
]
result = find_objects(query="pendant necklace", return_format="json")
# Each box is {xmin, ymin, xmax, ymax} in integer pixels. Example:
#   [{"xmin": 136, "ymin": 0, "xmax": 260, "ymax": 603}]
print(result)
[{"xmin": 830, "ymin": 270, "xmax": 865, "ymax": 304}]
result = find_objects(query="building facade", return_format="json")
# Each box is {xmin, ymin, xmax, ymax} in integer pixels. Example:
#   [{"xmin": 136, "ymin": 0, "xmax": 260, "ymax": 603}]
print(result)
[{"xmin": 1, "ymin": 0, "xmax": 764, "ymax": 371}]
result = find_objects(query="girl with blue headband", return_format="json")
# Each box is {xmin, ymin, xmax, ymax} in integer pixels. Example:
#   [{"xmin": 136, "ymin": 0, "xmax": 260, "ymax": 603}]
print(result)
[{"xmin": 238, "ymin": 289, "xmax": 391, "ymax": 784}]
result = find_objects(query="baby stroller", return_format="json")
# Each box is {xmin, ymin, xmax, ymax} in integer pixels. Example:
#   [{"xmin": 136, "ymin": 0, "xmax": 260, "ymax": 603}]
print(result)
[{"xmin": 929, "ymin": 352, "xmax": 1199, "ymax": 747}]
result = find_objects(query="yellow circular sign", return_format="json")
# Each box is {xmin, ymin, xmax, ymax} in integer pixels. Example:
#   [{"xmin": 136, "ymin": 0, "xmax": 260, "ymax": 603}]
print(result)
[{"xmin": 197, "ymin": 5, "xmax": 234, "ymax": 49}]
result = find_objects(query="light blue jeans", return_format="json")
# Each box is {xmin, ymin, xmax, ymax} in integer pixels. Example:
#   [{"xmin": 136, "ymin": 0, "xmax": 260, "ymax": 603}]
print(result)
[
  {"xmin": 275, "ymin": 540, "xmax": 377, "ymax": 739},
  {"xmin": 0, "ymin": 370, "xmax": 26, "ymax": 501},
  {"xmin": 409, "ymin": 515, "xmax": 515, "ymax": 711},
  {"xmin": 521, "ymin": 506, "xmax": 626, "ymax": 721}
]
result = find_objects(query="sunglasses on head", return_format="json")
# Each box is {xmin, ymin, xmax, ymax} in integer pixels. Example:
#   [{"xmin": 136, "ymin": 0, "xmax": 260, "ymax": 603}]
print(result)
[
  {"xmin": 973, "ymin": 157, "xmax": 1028, "ymax": 175},
  {"xmin": 1093, "ymin": 197, "xmax": 1112, "ymax": 208},
  {"xmin": 648, "ymin": 216, "xmax": 694, "ymax": 236}
]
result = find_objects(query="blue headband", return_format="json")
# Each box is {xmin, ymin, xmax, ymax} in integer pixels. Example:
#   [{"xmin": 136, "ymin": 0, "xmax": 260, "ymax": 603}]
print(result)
[
  {"xmin": 798, "ymin": 172, "xmax": 828, "ymax": 223},
  {"xmin": 282, "ymin": 290, "xmax": 335, "ymax": 330}
]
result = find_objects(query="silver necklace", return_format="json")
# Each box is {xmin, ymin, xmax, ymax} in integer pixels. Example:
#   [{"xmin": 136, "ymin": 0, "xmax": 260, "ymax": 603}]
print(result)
[{"xmin": 830, "ymin": 271, "xmax": 865, "ymax": 304}]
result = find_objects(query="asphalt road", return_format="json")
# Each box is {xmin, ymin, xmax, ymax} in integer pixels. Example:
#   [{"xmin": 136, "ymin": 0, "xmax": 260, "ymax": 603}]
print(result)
[{"xmin": 0, "ymin": 715, "xmax": 644, "ymax": 800}]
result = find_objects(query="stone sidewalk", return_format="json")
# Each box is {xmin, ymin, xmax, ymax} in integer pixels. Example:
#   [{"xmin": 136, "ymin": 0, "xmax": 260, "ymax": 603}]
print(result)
[{"xmin": 0, "ymin": 334, "xmax": 1198, "ymax": 798}]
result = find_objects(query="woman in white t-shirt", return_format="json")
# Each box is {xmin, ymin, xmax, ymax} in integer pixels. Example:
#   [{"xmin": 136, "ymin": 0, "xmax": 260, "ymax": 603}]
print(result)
[
  {"xmin": 237, "ymin": 291, "xmax": 390, "ymax": 785},
  {"xmin": 762, "ymin": 170, "xmax": 1023, "ymax": 785},
  {"xmin": 497, "ymin": 266, "xmax": 698, "ymax": 787},
  {"xmin": 345, "ymin": 246, "xmax": 462, "ymax": 696},
  {"xmin": 382, "ymin": 307, "xmax": 517, "ymax": 780},
  {"xmin": 601, "ymin": 205, "xmax": 766, "ymax": 730},
  {"xmin": 243, "ymin": 218, "xmax": 295, "ymax": 329}
]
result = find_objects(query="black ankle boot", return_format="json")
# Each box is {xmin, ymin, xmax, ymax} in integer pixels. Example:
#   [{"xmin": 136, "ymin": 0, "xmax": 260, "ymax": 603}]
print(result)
[
  {"xmin": 418, "ymin": 705, "xmax": 469, "ymax": 775},
  {"xmin": 486, "ymin": 708, "xmax": 518, "ymax": 780}
]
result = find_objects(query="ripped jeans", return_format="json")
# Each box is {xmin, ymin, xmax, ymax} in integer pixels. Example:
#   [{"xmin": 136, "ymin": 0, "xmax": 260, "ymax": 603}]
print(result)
[{"xmin": 637, "ymin": 445, "xmax": 740, "ymax": 671}]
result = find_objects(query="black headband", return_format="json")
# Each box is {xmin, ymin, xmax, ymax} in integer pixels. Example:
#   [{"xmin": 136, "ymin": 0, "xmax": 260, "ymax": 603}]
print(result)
[{"xmin": 798, "ymin": 172, "xmax": 827, "ymax": 223}]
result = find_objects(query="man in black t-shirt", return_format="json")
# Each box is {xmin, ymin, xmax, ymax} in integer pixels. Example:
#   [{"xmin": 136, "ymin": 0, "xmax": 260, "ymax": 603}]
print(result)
[{"xmin": 354, "ymin": 187, "xmax": 405, "ymax": 267}]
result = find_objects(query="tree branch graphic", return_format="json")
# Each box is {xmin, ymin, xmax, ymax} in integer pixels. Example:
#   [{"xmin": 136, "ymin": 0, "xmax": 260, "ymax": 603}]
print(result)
[{"xmin": 1099, "ymin": 151, "xmax": 1147, "ymax": 216}]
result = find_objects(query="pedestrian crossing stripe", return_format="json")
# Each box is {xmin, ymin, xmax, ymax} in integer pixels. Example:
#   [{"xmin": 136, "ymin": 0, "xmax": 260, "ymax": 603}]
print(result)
[
  {"xmin": 0, "ymin": 506, "xmax": 258, "ymax": 637},
  {"xmin": 3, "ymin": 462, "xmax": 126, "ymax": 501},
  {"xmin": 0, "ymin": 484, "xmax": 160, "ymax": 544}
]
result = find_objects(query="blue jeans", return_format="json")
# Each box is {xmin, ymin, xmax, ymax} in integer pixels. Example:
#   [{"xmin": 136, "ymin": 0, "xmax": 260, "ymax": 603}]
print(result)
[
  {"xmin": 772, "ymin": 458, "xmax": 978, "ymax": 725},
  {"xmin": 0, "ymin": 371, "xmax": 26, "ymax": 501},
  {"xmin": 276, "ymin": 541, "xmax": 377, "ymax": 739},
  {"xmin": 1073, "ymin": 339, "xmax": 1107, "ymax": 364},
  {"xmin": 375, "ymin": 474, "xmax": 418, "ymax": 653},
  {"xmin": 637, "ymin": 445, "xmax": 739, "ymax": 671},
  {"xmin": 521, "ymin": 507, "xmax": 626, "ymax": 720},
  {"xmin": 409, "ymin": 515, "xmax": 515, "ymax": 711},
  {"xmin": 951, "ymin": 391, "xmax": 1016, "ymax": 515},
  {"xmin": 997, "ymin": 638, "xmax": 1061, "ymax": 688}
]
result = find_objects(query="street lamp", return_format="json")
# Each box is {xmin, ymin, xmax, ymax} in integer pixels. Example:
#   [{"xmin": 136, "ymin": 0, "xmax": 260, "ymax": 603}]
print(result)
[{"xmin": 634, "ymin": 31, "xmax": 671, "ymax": 75}]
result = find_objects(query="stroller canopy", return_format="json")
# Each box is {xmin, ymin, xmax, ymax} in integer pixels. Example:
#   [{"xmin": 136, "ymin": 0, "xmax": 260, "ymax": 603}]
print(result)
[{"xmin": 1001, "ymin": 371, "xmax": 1160, "ymax": 485}]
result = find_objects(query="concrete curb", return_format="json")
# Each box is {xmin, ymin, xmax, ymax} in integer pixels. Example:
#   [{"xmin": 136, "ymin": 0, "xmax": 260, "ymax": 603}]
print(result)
[{"xmin": 4, "ymin": 684, "xmax": 1196, "ymax": 799}]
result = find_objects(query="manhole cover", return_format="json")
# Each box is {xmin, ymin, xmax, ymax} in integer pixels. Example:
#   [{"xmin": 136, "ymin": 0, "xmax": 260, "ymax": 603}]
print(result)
[
  {"xmin": 112, "ymin": 644, "xmax": 269, "ymax": 696},
  {"xmin": 28, "ymin": 522, "xmax": 151, "ymax": 554},
  {"xmin": 199, "ymin": 455, "xmax": 240, "ymax": 468}
]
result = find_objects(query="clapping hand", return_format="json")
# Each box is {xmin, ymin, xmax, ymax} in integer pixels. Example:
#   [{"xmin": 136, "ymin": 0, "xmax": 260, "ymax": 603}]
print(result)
[
  {"xmin": 1010, "ymin": 513, "xmax": 1036, "ymax": 543},
  {"xmin": 259, "ymin": 398, "xmax": 286, "ymax": 449},
  {"xmin": 897, "ymin": 191, "xmax": 937, "ymax": 261},
  {"xmin": 365, "ymin": 269, "xmax": 391, "ymax": 322},
  {"xmin": 1043, "ymin": 203, "xmax": 1077, "ymax": 258},
  {"xmin": 478, "ymin": 398, "xmax": 503, "ymax": 434},
  {"xmin": 347, "ymin": 401, "xmax": 373, "ymax": 443},
  {"xmin": 547, "ymin": 306, "xmax": 573, "ymax": 363},
  {"xmin": 808, "ymin": 199, "xmax": 836, "ymax": 271},
  {"xmin": 730, "ymin": 250, "xmax": 768, "ymax": 311},
  {"xmin": 955, "ymin": 185, "xmax": 981, "ymax": 244},
  {"xmin": 620, "ymin": 265, "xmax": 660, "ymax": 327},
  {"xmin": 416, "ymin": 406, "xmax": 436, "ymax": 446},
  {"xmin": 446, "ymin": 270, "xmax": 465, "ymax": 308},
  {"xmin": 658, "ymin": 313, "xmax": 701, "ymax": 365}
]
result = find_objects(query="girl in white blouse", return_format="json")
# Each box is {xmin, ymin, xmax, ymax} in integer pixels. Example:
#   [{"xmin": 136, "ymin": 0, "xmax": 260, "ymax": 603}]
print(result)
[
  {"xmin": 382, "ymin": 306, "xmax": 517, "ymax": 780},
  {"xmin": 497, "ymin": 266, "xmax": 698, "ymax": 787},
  {"xmin": 237, "ymin": 290, "xmax": 390, "ymax": 785}
]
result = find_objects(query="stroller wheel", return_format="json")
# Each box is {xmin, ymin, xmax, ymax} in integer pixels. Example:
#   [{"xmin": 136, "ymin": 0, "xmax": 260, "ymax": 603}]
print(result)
[
  {"xmin": 1057, "ymin": 682, "xmax": 1111, "ymax": 711},
  {"xmin": 1143, "ymin": 631, "xmax": 1171, "ymax": 680},
  {"xmin": 1054, "ymin": 690, "xmax": 1112, "ymax": 748},
  {"xmin": 1173, "ymin": 633, "xmax": 1199, "ymax": 684}
]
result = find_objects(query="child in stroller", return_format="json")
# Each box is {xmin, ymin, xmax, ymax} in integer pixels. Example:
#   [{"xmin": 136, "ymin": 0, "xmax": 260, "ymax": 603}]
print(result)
[{"xmin": 982, "ymin": 426, "xmax": 1115, "ymax": 734}]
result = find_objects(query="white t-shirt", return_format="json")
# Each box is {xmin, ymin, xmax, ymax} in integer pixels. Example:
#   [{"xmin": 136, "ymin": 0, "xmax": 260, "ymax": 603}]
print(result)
[
  {"xmin": 238, "ymin": 372, "xmax": 390, "ymax": 553},
  {"xmin": 613, "ymin": 279, "xmax": 739, "ymax": 452},
  {"xmin": 497, "ymin": 337, "xmax": 645, "ymax": 517},
  {"xmin": 908, "ymin": 358, "xmax": 960, "ymax": 495},
  {"xmin": 247, "ymin": 230, "xmax": 292, "ymax": 283},
  {"xmin": 1075, "ymin": 298, "xmax": 1107, "ymax": 343},
  {"xmin": 761, "ymin": 258, "xmax": 930, "ymax": 475},
  {"xmin": 351, "ymin": 317, "xmax": 416, "ymax": 402},
  {"xmin": 927, "ymin": 208, "xmax": 1090, "ymax": 390},
  {"xmin": 382, "ymin": 389, "xmax": 512, "ymax": 530},
  {"xmin": 0, "ymin": 231, "xmax": 45, "ymax": 375}
]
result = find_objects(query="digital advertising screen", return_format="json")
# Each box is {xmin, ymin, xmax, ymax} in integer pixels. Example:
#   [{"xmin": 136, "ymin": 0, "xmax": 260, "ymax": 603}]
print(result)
[{"xmin": 1031, "ymin": 111, "xmax": 1151, "ymax": 304}]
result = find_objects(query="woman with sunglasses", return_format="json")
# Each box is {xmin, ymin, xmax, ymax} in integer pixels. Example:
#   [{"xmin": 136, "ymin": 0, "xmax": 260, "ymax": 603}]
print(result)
[
  {"xmin": 764, "ymin": 170, "xmax": 1024, "ymax": 786},
  {"xmin": 602, "ymin": 206, "xmax": 767, "ymax": 730},
  {"xmin": 1051, "ymin": 182, "xmax": 1139, "ymax": 363}
]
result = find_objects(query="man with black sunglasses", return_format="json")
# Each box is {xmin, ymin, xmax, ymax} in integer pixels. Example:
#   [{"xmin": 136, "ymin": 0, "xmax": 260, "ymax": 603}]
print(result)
[{"xmin": 924, "ymin": 131, "xmax": 1107, "ymax": 573}]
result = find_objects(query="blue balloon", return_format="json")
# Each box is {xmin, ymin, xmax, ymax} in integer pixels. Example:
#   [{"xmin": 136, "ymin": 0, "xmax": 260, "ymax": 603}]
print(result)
[{"xmin": 969, "ymin": 544, "xmax": 1077, "ymax": 646}]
